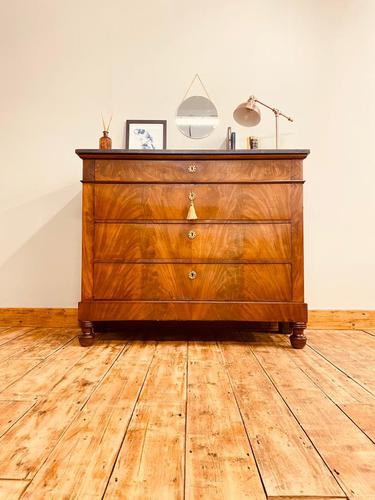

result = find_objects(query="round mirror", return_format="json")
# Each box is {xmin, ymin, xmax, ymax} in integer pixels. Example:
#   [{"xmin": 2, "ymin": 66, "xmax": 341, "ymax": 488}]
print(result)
[{"xmin": 176, "ymin": 95, "xmax": 219, "ymax": 139}]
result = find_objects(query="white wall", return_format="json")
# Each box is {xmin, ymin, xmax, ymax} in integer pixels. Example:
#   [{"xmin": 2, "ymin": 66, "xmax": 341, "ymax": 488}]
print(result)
[{"xmin": 0, "ymin": 0, "xmax": 374, "ymax": 308}]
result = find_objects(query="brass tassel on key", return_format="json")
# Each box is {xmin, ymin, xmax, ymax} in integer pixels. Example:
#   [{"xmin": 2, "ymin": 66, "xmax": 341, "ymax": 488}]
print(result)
[
  {"xmin": 187, "ymin": 201, "xmax": 198, "ymax": 220},
  {"xmin": 186, "ymin": 192, "xmax": 198, "ymax": 220}
]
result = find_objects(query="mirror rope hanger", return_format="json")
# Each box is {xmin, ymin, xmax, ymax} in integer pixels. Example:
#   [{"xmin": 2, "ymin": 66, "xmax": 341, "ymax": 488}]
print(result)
[{"xmin": 181, "ymin": 73, "xmax": 212, "ymax": 101}]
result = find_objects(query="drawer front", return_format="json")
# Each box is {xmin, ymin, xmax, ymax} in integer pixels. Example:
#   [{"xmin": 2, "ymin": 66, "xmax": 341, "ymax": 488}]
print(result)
[
  {"xmin": 95, "ymin": 159, "xmax": 292, "ymax": 182},
  {"xmin": 94, "ymin": 184, "xmax": 291, "ymax": 221},
  {"xmin": 93, "ymin": 263, "xmax": 292, "ymax": 301},
  {"xmin": 94, "ymin": 223, "xmax": 291, "ymax": 261}
]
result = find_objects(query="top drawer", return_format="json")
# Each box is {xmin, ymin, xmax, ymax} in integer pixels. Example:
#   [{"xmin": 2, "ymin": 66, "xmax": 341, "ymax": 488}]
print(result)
[{"xmin": 94, "ymin": 159, "xmax": 293, "ymax": 182}]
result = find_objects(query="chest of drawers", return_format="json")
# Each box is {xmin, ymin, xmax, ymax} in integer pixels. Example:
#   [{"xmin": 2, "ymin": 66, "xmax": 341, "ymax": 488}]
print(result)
[{"xmin": 76, "ymin": 149, "xmax": 309, "ymax": 348}]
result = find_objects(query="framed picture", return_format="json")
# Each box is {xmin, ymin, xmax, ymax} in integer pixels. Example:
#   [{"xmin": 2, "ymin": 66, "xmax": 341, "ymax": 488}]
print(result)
[{"xmin": 125, "ymin": 120, "xmax": 167, "ymax": 150}]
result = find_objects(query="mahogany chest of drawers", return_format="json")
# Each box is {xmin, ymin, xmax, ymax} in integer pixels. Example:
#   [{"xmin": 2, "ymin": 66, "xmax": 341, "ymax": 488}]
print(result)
[{"xmin": 76, "ymin": 149, "xmax": 309, "ymax": 348}]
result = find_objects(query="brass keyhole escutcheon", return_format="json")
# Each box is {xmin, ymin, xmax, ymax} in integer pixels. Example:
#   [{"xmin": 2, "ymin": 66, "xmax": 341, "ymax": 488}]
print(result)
[
  {"xmin": 188, "ymin": 270, "xmax": 197, "ymax": 280},
  {"xmin": 188, "ymin": 230, "xmax": 197, "ymax": 240},
  {"xmin": 188, "ymin": 164, "xmax": 197, "ymax": 173}
]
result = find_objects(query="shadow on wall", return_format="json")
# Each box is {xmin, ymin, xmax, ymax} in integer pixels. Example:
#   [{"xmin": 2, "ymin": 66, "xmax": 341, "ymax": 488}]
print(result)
[{"xmin": 0, "ymin": 185, "xmax": 81, "ymax": 307}]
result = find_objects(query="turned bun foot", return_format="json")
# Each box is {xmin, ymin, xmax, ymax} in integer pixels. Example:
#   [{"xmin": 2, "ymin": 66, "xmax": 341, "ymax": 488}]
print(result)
[
  {"xmin": 290, "ymin": 334, "xmax": 307, "ymax": 349},
  {"xmin": 290, "ymin": 322, "xmax": 307, "ymax": 349},
  {"xmin": 78, "ymin": 335, "xmax": 95, "ymax": 347},
  {"xmin": 79, "ymin": 321, "xmax": 96, "ymax": 347}
]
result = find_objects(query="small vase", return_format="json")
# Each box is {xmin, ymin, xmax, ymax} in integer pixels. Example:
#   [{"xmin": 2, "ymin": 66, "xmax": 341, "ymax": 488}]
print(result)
[{"xmin": 99, "ymin": 130, "xmax": 112, "ymax": 149}]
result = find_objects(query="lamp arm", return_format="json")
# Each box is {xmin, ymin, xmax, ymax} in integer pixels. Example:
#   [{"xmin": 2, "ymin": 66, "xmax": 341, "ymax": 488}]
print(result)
[{"xmin": 250, "ymin": 96, "xmax": 293, "ymax": 122}]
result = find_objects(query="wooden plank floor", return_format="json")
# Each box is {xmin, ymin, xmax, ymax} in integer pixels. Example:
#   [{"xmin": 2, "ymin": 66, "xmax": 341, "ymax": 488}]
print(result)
[{"xmin": 0, "ymin": 326, "xmax": 374, "ymax": 499}]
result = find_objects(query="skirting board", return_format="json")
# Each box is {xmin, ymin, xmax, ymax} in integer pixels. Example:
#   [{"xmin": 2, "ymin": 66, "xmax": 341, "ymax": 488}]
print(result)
[
  {"xmin": 0, "ymin": 308, "xmax": 374, "ymax": 330},
  {"xmin": 0, "ymin": 308, "xmax": 77, "ymax": 328}
]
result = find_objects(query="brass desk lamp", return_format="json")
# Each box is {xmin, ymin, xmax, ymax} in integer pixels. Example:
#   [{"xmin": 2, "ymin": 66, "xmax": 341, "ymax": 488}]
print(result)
[{"xmin": 233, "ymin": 95, "xmax": 293, "ymax": 148}]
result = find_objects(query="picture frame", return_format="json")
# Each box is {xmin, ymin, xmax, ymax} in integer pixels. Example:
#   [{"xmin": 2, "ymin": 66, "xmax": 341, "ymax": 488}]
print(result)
[{"xmin": 125, "ymin": 120, "xmax": 167, "ymax": 150}]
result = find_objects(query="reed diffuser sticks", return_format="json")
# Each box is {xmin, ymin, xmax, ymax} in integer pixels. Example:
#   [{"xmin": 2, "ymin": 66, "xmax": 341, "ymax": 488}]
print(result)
[{"xmin": 99, "ymin": 113, "xmax": 113, "ymax": 149}]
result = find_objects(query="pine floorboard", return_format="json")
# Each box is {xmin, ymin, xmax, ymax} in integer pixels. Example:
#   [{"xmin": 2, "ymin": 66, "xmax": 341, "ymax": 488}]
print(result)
[
  {"xmin": 307, "ymin": 329, "xmax": 375, "ymax": 396},
  {"xmin": 0, "ymin": 326, "xmax": 374, "ymax": 498},
  {"xmin": 0, "ymin": 327, "xmax": 35, "ymax": 348}
]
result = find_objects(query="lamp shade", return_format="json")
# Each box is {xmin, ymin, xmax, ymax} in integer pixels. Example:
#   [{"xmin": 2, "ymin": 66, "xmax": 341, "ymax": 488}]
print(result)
[{"xmin": 233, "ymin": 98, "xmax": 261, "ymax": 126}]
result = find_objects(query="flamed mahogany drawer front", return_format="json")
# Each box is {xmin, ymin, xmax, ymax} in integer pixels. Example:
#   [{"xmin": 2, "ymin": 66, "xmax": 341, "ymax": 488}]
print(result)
[
  {"xmin": 95, "ymin": 159, "xmax": 293, "ymax": 182},
  {"xmin": 93, "ymin": 263, "xmax": 292, "ymax": 301},
  {"xmin": 94, "ymin": 184, "xmax": 291, "ymax": 221},
  {"xmin": 94, "ymin": 222, "xmax": 291, "ymax": 261}
]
